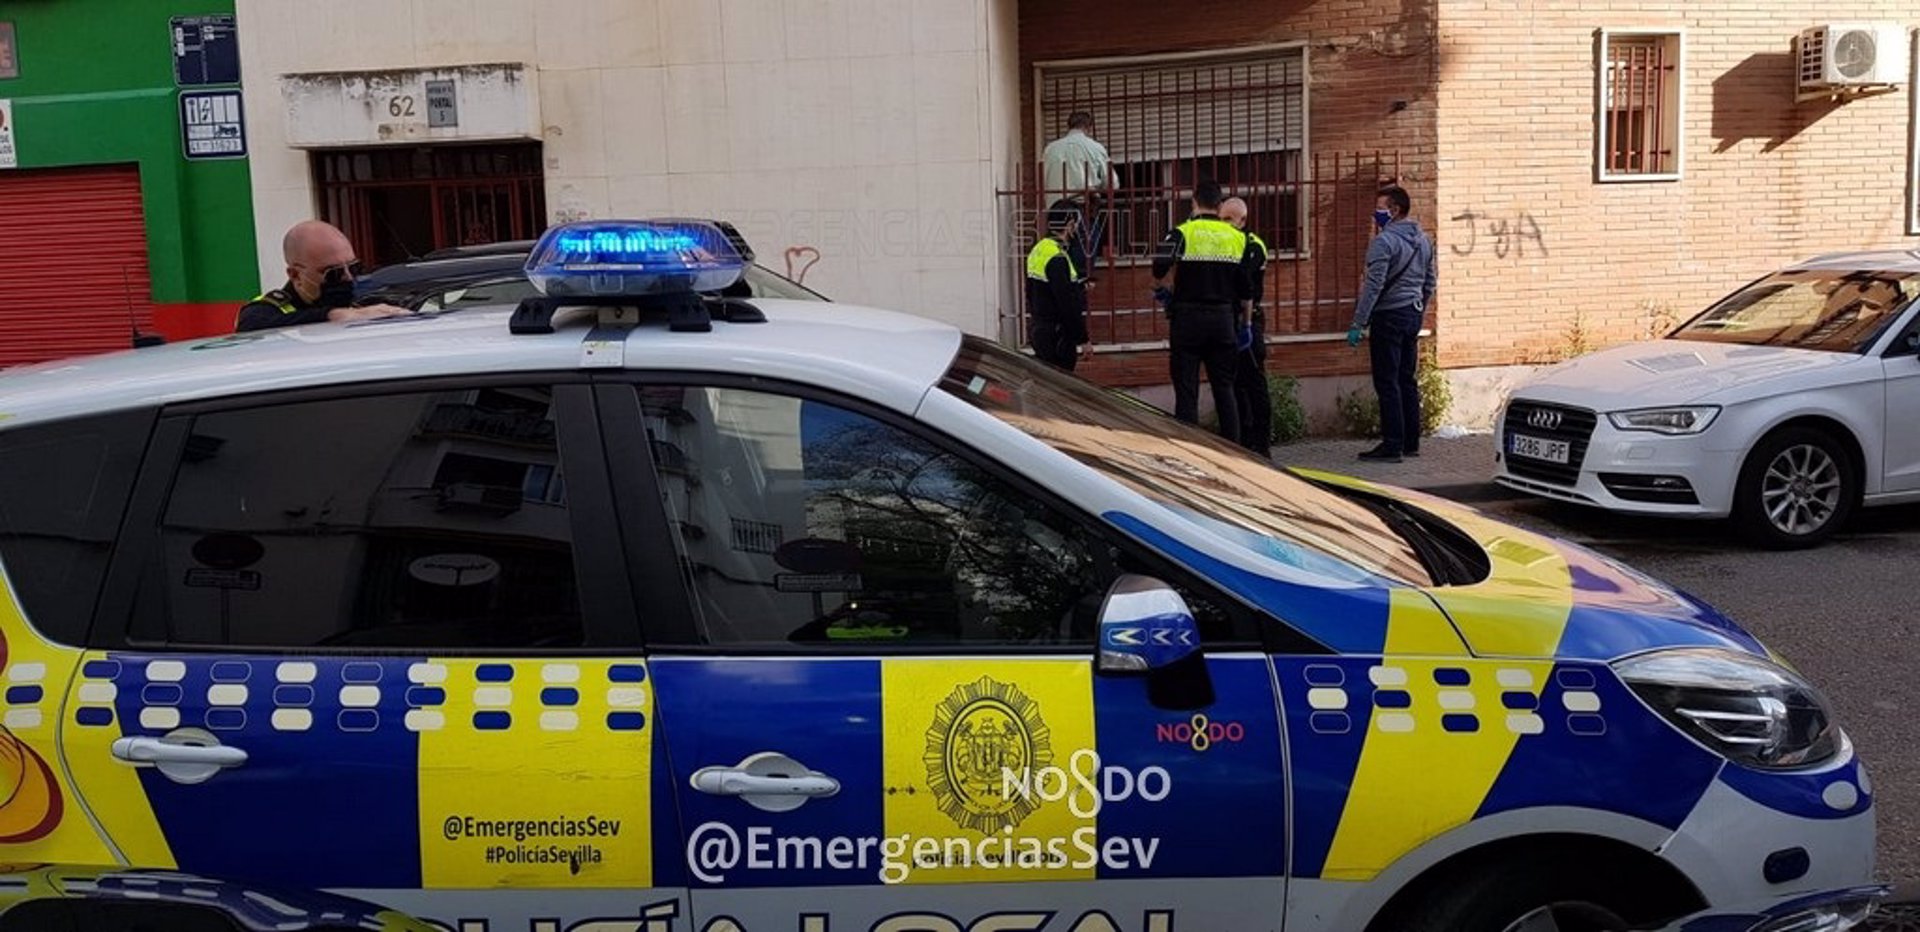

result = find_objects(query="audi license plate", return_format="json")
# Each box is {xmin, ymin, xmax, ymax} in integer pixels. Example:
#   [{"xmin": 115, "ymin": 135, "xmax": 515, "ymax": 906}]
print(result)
[{"xmin": 1508, "ymin": 433, "xmax": 1570, "ymax": 464}]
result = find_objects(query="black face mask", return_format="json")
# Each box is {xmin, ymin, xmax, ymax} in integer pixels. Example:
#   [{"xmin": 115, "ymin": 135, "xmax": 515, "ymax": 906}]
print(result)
[
  {"xmin": 312, "ymin": 261, "xmax": 362, "ymax": 309},
  {"xmin": 318, "ymin": 278, "xmax": 356, "ymax": 309}
]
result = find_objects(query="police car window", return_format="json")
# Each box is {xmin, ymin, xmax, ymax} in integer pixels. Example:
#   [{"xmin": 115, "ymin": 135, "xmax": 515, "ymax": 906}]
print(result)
[
  {"xmin": 939, "ymin": 337, "xmax": 1435, "ymax": 586},
  {"xmin": 0, "ymin": 408, "xmax": 153, "ymax": 647},
  {"xmin": 127, "ymin": 388, "xmax": 583, "ymax": 650},
  {"xmin": 640, "ymin": 386, "xmax": 1216, "ymax": 647}
]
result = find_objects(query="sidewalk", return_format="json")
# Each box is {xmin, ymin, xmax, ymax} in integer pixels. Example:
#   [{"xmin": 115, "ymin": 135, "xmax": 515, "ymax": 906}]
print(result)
[{"xmin": 1272, "ymin": 430, "xmax": 1504, "ymax": 500}]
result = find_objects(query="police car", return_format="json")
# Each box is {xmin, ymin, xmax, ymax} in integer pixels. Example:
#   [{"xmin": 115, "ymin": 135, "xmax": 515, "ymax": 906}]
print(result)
[{"xmin": 0, "ymin": 220, "xmax": 1876, "ymax": 932}]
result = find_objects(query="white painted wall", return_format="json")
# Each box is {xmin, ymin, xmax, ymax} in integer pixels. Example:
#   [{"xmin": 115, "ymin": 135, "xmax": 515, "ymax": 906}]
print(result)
[{"xmin": 234, "ymin": 0, "xmax": 1008, "ymax": 335}]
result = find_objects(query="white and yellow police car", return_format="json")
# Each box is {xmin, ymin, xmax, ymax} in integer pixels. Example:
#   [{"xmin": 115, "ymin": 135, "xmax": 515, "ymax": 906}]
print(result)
[{"xmin": 0, "ymin": 221, "xmax": 1876, "ymax": 932}]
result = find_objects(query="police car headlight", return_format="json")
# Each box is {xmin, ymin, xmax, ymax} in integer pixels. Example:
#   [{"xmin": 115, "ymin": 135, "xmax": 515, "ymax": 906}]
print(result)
[{"xmin": 1615, "ymin": 648, "xmax": 1840, "ymax": 770}]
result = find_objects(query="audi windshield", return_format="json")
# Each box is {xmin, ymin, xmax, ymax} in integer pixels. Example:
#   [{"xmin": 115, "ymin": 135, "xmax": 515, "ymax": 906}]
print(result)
[{"xmin": 1670, "ymin": 268, "xmax": 1920, "ymax": 353}]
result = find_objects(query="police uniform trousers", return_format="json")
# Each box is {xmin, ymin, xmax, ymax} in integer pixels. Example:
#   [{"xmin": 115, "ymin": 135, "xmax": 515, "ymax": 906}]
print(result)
[
  {"xmin": 1168, "ymin": 302, "xmax": 1239, "ymax": 442},
  {"xmin": 1233, "ymin": 308, "xmax": 1273, "ymax": 457},
  {"xmin": 1030, "ymin": 318, "xmax": 1079, "ymax": 373}
]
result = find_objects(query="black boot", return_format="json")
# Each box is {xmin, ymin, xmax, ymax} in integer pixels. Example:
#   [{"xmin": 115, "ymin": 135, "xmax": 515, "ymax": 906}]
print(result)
[{"xmin": 1358, "ymin": 443, "xmax": 1402, "ymax": 463}]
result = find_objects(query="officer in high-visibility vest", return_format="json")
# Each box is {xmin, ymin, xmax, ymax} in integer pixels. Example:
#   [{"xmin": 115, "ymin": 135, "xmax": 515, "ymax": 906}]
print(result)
[
  {"xmin": 1221, "ymin": 196, "xmax": 1273, "ymax": 457},
  {"xmin": 1151, "ymin": 180, "xmax": 1260, "ymax": 441},
  {"xmin": 235, "ymin": 220, "xmax": 410, "ymax": 332},
  {"xmin": 1026, "ymin": 200, "xmax": 1092, "ymax": 372}
]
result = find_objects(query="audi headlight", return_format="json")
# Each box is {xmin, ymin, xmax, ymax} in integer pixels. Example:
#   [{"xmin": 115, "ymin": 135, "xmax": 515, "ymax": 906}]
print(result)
[
  {"xmin": 1615, "ymin": 648, "xmax": 1840, "ymax": 769},
  {"xmin": 1607, "ymin": 406, "xmax": 1720, "ymax": 435}
]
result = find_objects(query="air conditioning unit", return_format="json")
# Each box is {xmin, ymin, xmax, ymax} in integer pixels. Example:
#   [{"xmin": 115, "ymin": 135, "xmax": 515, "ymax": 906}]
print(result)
[{"xmin": 1797, "ymin": 24, "xmax": 1907, "ymax": 96}]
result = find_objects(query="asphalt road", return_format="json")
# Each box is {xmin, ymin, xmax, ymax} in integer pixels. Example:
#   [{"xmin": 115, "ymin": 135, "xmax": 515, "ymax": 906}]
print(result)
[{"xmin": 1463, "ymin": 492, "xmax": 1920, "ymax": 886}]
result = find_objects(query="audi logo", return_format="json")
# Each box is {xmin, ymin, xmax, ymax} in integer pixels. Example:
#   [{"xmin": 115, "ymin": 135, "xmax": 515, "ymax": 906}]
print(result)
[{"xmin": 1526, "ymin": 409, "xmax": 1563, "ymax": 431}]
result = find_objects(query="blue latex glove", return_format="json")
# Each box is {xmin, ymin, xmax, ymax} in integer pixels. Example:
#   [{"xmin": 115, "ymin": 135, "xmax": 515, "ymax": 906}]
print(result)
[
  {"xmin": 1346, "ymin": 326, "xmax": 1364, "ymax": 347},
  {"xmin": 1151, "ymin": 285, "xmax": 1173, "ymax": 306},
  {"xmin": 1236, "ymin": 323, "xmax": 1253, "ymax": 352}
]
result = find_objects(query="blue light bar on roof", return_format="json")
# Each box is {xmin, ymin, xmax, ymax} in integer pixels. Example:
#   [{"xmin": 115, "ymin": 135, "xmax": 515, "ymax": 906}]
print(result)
[{"xmin": 524, "ymin": 219, "xmax": 745, "ymax": 298}]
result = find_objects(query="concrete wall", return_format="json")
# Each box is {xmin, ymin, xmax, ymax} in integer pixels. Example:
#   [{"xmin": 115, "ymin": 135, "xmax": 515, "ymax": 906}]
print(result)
[
  {"xmin": 1434, "ymin": 1, "xmax": 1920, "ymax": 369},
  {"xmin": 232, "ymin": 0, "xmax": 1006, "ymax": 334}
]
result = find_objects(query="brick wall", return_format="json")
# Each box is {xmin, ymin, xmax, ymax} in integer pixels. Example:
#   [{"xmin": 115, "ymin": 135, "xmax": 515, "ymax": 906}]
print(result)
[
  {"xmin": 1435, "ymin": 1, "xmax": 1919, "ymax": 368},
  {"xmin": 1018, "ymin": 0, "xmax": 1442, "ymax": 384}
]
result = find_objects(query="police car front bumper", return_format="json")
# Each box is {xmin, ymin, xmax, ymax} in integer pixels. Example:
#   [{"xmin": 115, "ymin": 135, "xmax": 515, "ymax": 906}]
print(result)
[
  {"xmin": 1660, "ymin": 739, "xmax": 1875, "ymax": 912},
  {"xmin": 1645, "ymin": 885, "xmax": 1889, "ymax": 932}
]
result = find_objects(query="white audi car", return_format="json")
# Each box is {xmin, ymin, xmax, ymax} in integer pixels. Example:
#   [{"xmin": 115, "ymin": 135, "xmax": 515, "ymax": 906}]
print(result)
[{"xmin": 1495, "ymin": 249, "xmax": 1920, "ymax": 548}]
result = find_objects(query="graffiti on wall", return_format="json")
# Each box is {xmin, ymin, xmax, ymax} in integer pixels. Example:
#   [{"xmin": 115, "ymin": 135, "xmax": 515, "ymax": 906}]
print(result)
[{"xmin": 1450, "ymin": 211, "xmax": 1548, "ymax": 260}]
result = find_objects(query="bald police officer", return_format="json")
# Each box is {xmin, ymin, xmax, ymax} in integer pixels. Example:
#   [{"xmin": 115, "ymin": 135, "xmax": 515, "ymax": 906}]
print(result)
[
  {"xmin": 1220, "ymin": 196, "xmax": 1273, "ymax": 458},
  {"xmin": 236, "ymin": 221, "xmax": 410, "ymax": 332},
  {"xmin": 1152, "ymin": 180, "xmax": 1261, "ymax": 442}
]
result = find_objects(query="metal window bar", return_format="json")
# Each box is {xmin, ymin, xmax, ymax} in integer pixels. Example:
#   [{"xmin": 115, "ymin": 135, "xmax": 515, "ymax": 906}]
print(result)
[
  {"xmin": 311, "ymin": 143, "xmax": 546, "ymax": 267},
  {"xmin": 1606, "ymin": 36, "xmax": 1675, "ymax": 175},
  {"xmin": 1034, "ymin": 50, "xmax": 1311, "ymax": 345},
  {"xmin": 999, "ymin": 149, "xmax": 1395, "ymax": 353}
]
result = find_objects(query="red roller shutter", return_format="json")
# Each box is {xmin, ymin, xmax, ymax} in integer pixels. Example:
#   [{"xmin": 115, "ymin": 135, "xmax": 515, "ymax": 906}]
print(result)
[{"xmin": 0, "ymin": 165, "xmax": 153, "ymax": 367}]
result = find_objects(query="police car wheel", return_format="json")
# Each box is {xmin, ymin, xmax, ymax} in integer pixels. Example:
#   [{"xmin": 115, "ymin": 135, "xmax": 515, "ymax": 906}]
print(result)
[
  {"xmin": 1503, "ymin": 903, "xmax": 1630, "ymax": 932},
  {"xmin": 1380, "ymin": 854, "xmax": 1638, "ymax": 932}
]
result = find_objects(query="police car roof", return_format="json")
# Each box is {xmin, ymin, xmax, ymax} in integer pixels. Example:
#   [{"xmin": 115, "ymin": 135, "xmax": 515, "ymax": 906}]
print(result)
[{"xmin": 0, "ymin": 300, "xmax": 965, "ymax": 429}]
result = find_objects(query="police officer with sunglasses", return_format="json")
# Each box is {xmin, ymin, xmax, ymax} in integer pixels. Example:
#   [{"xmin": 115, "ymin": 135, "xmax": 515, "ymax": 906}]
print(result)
[{"xmin": 235, "ymin": 221, "xmax": 411, "ymax": 332}]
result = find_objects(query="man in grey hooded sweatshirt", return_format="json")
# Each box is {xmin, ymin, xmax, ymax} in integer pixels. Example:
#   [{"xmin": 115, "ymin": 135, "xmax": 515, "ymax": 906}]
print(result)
[{"xmin": 1347, "ymin": 184, "xmax": 1437, "ymax": 462}]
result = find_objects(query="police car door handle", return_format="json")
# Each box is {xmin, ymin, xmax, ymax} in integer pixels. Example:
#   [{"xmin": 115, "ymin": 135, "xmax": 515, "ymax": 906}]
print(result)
[
  {"xmin": 690, "ymin": 752, "xmax": 840, "ymax": 811},
  {"xmin": 692, "ymin": 771, "xmax": 839, "ymax": 797},
  {"xmin": 111, "ymin": 737, "xmax": 247, "ymax": 768}
]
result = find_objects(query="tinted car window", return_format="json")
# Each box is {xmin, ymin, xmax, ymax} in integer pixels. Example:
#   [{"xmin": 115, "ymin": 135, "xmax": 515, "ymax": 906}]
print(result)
[
  {"xmin": 128, "ymin": 388, "xmax": 583, "ymax": 650},
  {"xmin": 637, "ymin": 385, "xmax": 1248, "ymax": 647},
  {"xmin": 0, "ymin": 408, "xmax": 153, "ymax": 645},
  {"xmin": 938, "ymin": 337, "xmax": 1437, "ymax": 586}
]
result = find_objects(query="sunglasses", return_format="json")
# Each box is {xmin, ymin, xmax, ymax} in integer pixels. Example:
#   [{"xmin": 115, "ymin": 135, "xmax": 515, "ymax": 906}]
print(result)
[{"xmin": 302, "ymin": 260, "xmax": 364, "ymax": 285}]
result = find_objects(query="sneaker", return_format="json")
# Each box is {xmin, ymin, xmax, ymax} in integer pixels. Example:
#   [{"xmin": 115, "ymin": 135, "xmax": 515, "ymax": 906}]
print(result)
[{"xmin": 1358, "ymin": 444, "xmax": 1403, "ymax": 463}]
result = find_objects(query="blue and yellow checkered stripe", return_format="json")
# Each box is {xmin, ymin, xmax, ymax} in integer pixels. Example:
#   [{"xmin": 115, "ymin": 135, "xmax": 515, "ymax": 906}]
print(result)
[
  {"xmin": 1280, "ymin": 655, "xmax": 1723, "ymax": 881},
  {"xmin": 60, "ymin": 653, "xmax": 660, "ymax": 891}
]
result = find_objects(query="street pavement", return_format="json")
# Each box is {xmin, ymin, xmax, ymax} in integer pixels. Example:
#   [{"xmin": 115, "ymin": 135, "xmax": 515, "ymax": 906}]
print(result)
[
  {"xmin": 1276, "ymin": 431, "xmax": 1505, "ymax": 501},
  {"xmin": 1276, "ymin": 431, "xmax": 1920, "ymax": 898}
]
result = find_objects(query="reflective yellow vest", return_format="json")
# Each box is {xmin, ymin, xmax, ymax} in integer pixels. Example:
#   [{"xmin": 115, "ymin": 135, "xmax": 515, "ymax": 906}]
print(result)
[
  {"xmin": 1174, "ymin": 217, "xmax": 1248, "ymax": 264},
  {"xmin": 1026, "ymin": 237, "xmax": 1078, "ymax": 281}
]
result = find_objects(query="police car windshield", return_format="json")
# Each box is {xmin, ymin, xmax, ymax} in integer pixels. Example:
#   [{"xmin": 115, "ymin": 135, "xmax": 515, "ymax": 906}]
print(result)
[{"xmin": 939, "ymin": 337, "xmax": 1435, "ymax": 586}]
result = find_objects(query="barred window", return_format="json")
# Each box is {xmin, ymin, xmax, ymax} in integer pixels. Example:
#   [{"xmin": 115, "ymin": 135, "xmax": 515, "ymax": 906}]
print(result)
[
  {"xmin": 1596, "ymin": 30, "xmax": 1684, "ymax": 181},
  {"xmin": 1037, "ymin": 46, "xmax": 1308, "ymax": 257}
]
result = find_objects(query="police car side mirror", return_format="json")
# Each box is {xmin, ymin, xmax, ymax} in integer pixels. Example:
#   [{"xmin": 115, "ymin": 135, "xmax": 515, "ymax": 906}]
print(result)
[
  {"xmin": 1096, "ymin": 575, "xmax": 1215, "ymax": 711},
  {"xmin": 1096, "ymin": 574, "xmax": 1201, "ymax": 674}
]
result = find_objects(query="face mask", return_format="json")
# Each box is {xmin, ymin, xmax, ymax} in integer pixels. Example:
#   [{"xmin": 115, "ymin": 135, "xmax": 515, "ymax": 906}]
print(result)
[
  {"xmin": 312, "ymin": 262, "xmax": 362, "ymax": 309},
  {"xmin": 1373, "ymin": 209, "xmax": 1393, "ymax": 229},
  {"xmin": 318, "ymin": 276, "xmax": 356, "ymax": 309}
]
